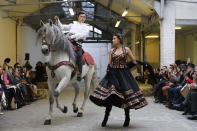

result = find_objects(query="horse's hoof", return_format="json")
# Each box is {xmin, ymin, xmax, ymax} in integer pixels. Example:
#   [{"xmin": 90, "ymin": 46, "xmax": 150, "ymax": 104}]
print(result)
[
  {"xmin": 73, "ymin": 107, "xmax": 78, "ymax": 113},
  {"xmin": 77, "ymin": 112, "xmax": 83, "ymax": 117},
  {"xmin": 44, "ymin": 119, "xmax": 51, "ymax": 125},
  {"xmin": 62, "ymin": 106, "xmax": 68, "ymax": 113}
]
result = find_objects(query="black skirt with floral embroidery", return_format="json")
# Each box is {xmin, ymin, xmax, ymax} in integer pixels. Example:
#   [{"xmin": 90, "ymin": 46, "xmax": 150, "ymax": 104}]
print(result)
[{"xmin": 89, "ymin": 67, "xmax": 148, "ymax": 109}]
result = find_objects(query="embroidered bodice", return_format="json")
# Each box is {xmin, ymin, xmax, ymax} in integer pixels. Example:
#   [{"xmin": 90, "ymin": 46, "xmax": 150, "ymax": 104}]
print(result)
[{"xmin": 111, "ymin": 47, "xmax": 127, "ymax": 68}]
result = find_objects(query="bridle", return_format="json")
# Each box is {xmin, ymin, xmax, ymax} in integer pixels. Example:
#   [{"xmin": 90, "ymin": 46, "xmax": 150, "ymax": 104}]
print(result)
[
  {"xmin": 41, "ymin": 31, "xmax": 75, "ymax": 78},
  {"xmin": 41, "ymin": 32, "xmax": 55, "ymax": 52}
]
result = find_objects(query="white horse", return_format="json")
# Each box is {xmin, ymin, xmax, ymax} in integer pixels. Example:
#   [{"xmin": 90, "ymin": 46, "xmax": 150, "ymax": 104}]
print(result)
[{"xmin": 37, "ymin": 20, "xmax": 98, "ymax": 125}]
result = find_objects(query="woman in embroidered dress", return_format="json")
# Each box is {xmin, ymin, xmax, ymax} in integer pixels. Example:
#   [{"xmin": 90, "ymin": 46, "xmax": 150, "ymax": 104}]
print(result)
[{"xmin": 89, "ymin": 34, "xmax": 148, "ymax": 127}]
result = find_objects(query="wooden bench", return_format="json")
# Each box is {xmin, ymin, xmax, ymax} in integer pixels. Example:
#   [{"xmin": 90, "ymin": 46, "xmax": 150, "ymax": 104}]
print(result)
[
  {"xmin": 36, "ymin": 82, "xmax": 153, "ymax": 99},
  {"xmin": 37, "ymin": 82, "xmax": 48, "ymax": 99},
  {"xmin": 37, "ymin": 89, "xmax": 49, "ymax": 99},
  {"xmin": 139, "ymin": 84, "xmax": 153, "ymax": 97}
]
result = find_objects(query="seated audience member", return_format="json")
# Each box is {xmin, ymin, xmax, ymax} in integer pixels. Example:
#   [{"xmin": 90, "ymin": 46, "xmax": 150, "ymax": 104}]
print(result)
[
  {"xmin": 22, "ymin": 66, "xmax": 37, "ymax": 100},
  {"xmin": 0, "ymin": 66, "xmax": 17, "ymax": 110},
  {"xmin": 166, "ymin": 66, "xmax": 185, "ymax": 108},
  {"xmin": 154, "ymin": 68, "xmax": 161, "ymax": 84},
  {"xmin": 6, "ymin": 66, "xmax": 24, "ymax": 109},
  {"xmin": 168, "ymin": 64, "xmax": 194, "ymax": 109},
  {"xmin": 180, "ymin": 65, "xmax": 197, "ymax": 119},
  {"xmin": 144, "ymin": 68, "xmax": 156, "ymax": 86},
  {"xmin": 3, "ymin": 58, "xmax": 11, "ymax": 71},
  {"xmin": 144, "ymin": 69, "xmax": 150, "ymax": 84},
  {"xmin": 35, "ymin": 61, "xmax": 46, "ymax": 82},
  {"xmin": 154, "ymin": 66, "xmax": 169, "ymax": 103},
  {"xmin": 0, "ymin": 61, "xmax": 39, "ymax": 111},
  {"xmin": 14, "ymin": 64, "xmax": 34, "ymax": 103},
  {"xmin": 162, "ymin": 66, "xmax": 181, "ymax": 102},
  {"xmin": 24, "ymin": 61, "xmax": 32, "ymax": 71}
]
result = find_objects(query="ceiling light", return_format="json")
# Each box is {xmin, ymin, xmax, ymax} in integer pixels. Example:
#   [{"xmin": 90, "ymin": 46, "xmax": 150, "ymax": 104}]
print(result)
[
  {"xmin": 115, "ymin": 21, "xmax": 121, "ymax": 28},
  {"xmin": 63, "ymin": 0, "xmax": 68, "ymax": 1},
  {"xmin": 122, "ymin": 8, "xmax": 128, "ymax": 17},
  {"xmin": 69, "ymin": 8, "xmax": 74, "ymax": 16},
  {"xmin": 145, "ymin": 35, "xmax": 159, "ymax": 39},
  {"xmin": 175, "ymin": 26, "xmax": 182, "ymax": 30}
]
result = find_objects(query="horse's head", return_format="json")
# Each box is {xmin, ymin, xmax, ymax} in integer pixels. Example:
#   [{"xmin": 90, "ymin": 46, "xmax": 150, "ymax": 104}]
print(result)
[
  {"xmin": 37, "ymin": 19, "xmax": 76, "ymax": 62},
  {"xmin": 38, "ymin": 19, "xmax": 56, "ymax": 56}
]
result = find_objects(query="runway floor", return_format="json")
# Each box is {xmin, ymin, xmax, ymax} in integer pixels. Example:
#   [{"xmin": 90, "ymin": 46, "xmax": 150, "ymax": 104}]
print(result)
[{"xmin": 1, "ymin": 88, "xmax": 197, "ymax": 131}]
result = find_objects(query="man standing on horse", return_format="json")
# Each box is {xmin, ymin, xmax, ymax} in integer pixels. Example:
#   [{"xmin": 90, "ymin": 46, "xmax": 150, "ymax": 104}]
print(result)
[{"xmin": 54, "ymin": 11, "xmax": 89, "ymax": 81}]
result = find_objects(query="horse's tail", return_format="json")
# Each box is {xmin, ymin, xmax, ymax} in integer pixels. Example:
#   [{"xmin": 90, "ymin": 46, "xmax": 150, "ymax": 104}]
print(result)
[{"xmin": 90, "ymin": 65, "xmax": 99, "ymax": 90}]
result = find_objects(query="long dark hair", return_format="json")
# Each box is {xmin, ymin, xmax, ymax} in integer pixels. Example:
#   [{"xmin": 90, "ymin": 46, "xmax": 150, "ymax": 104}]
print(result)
[{"xmin": 113, "ymin": 33, "xmax": 123, "ymax": 44}]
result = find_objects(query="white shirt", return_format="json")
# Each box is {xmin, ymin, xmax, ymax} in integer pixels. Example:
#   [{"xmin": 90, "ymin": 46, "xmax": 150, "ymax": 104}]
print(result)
[{"xmin": 57, "ymin": 19, "xmax": 90, "ymax": 41}]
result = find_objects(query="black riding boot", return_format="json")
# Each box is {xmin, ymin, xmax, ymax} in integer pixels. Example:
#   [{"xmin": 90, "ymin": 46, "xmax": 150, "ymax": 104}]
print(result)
[
  {"xmin": 76, "ymin": 46, "xmax": 83, "ymax": 81},
  {"xmin": 77, "ymin": 56, "xmax": 82, "ymax": 81},
  {"xmin": 123, "ymin": 108, "xmax": 130, "ymax": 127},
  {"xmin": 101, "ymin": 106, "xmax": 112, "ymax": 127}
]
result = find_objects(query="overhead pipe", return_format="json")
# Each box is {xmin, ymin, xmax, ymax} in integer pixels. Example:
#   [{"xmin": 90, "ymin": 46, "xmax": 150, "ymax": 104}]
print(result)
[
  {"xmin": 3, "ymin": 12, "xmax": 145, "ymax": 19},
  {"xmin": 0, "ymin": 0, "xmax": 90, "ymax": 6},
  {"xmin": 160, "ymin": 0, "xmax": 164, "ymax": 20},
  {"xmin": 6, "ymin": 0, "xmax": 16, "ymax": 4}
]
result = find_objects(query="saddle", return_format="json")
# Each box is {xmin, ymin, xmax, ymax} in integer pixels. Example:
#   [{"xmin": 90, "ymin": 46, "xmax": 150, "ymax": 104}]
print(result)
[
  {"xmin": 46, "ymin": 44, "xmax": 95, "ymax": 79},
  {"xmin": 72, "ymin": 44, "xmax": 95, "ymax": 79},
  {"xmin": 72, "ymin": 44, "xmax": 94, "ymax": 66}
]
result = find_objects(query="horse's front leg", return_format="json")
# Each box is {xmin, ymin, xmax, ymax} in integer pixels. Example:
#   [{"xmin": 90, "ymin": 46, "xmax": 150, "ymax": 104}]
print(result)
[
  {"xmin": 72, "ymin": 82, "xmax": 80, "ymax": 113},
  {"xmin": 44, "ymin": 81, "xmax": 55, "ymax": 125},
  {"xmin": 54, "ymin": 76, "xmax": 70, "ymax": 113}
]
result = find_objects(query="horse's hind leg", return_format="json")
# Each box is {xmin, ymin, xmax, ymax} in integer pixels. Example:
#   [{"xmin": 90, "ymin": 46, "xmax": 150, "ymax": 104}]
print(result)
[
  {"xmin": 55, "ymin": 96, "xmax": 68, "ymax": 113},
  {"xmin": 72, "ymin": 82, "xmax": 79, "ymax": 113},
  {"xmin": 77, "ymin": 73, "xmax": 93, "ymax": 117}
]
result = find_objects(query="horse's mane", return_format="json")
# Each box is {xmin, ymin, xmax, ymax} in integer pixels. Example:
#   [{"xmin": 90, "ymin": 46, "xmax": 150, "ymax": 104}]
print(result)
[{"xmin": 37, "ymin": 23, "xmax": 76, "ymax": 62}]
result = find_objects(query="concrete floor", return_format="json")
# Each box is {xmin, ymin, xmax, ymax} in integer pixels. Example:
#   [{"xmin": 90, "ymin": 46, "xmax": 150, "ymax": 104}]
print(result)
[{"xmin": 1, "ymin": 88, "xmax": 197, "ymax": 131}]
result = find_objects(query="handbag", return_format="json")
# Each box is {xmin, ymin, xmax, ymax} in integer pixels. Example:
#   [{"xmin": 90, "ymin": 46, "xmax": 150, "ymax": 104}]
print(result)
[{"xmin": 180, "ymin": 84, "xmax": 190, "ymax": 98}]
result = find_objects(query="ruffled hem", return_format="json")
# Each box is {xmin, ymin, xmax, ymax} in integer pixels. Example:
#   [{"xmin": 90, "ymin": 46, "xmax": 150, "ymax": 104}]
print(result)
[{"xmin": 90, "ymin": 84, "xmax": 148, "ymax": 109}]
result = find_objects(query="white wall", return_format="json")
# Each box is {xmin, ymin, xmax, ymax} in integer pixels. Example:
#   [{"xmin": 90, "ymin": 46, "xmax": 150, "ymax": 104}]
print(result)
[
  {"xmin": 175, "ymin": 2, "xmax": 197, "ymax": 20},
  {"xmin": 82, "ymin": 42, "xmax": 111, "ymax": 79},
  {"xmin": 0, "ymin": 9, "xmax": 17, "ymax": 66},
  {"xmin": 19, "ymin": 25, "xmax": 45, "ymax": 70}
]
